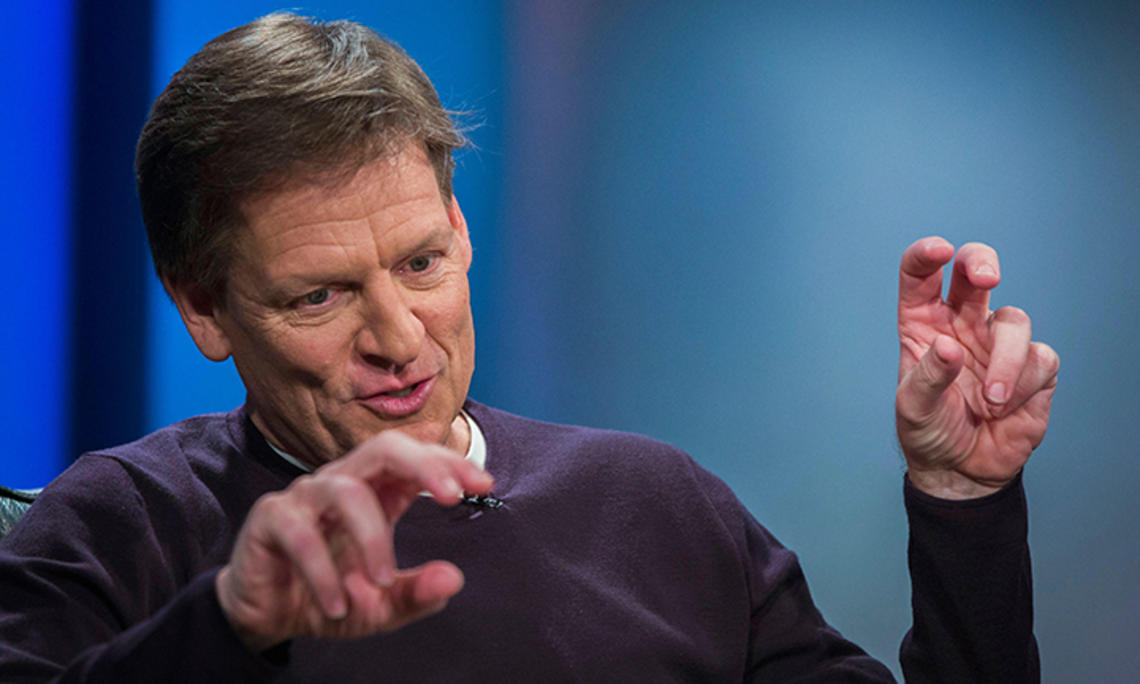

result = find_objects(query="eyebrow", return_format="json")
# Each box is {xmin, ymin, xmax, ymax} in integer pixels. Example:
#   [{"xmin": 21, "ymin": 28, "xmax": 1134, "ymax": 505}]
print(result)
[
  {"xmin": 403, "ymin": 222, "xmax": 456, "ymax": 255},
  {"xmin": 262, "ymin": 221, "xmax": 457, "ymax": 299}
]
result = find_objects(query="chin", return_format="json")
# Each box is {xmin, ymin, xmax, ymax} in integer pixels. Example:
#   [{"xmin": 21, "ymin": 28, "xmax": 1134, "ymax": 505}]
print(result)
[
  {"xmin": 391, "ymin": 421, "xmax": 449, "ymax": 446},
  {"xmin": 352, "ymin": 413, "xmax": 442, "ymax": 443}
]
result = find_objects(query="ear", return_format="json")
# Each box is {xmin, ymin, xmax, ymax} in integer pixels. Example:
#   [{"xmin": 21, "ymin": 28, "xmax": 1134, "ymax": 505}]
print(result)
[
  {"xmin": 447, "ymin": 194, "xmax": 473, "ymax": 269},
  {"xmin": 164, "ymin": 278, "xmax": 234, "ymax": 362}
]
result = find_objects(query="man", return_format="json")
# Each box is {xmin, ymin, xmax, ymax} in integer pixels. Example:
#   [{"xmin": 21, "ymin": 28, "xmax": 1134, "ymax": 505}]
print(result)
[{"xmin": 0, "ymin": 13, "xmax": 1057, "ymax": 682}]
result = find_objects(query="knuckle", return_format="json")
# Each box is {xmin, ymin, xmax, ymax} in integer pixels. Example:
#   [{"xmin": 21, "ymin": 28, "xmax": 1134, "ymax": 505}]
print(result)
[
  {"xmin": 897, "ymin": 365, "xmax": 928, "ymax": 399},
  {"xmin": 917, "ymin": 353, "xmax": 947, "ymax": 387},
  {"xmin": 287, "ymin": 473, "xmax": 320, "ymax": 496},
  {"xmin": 905, "ymin": 236, "xmax": 947, "ymax": 264},
  {"xmin": 328, "ymin": 475, "xmax": 372, "ymax": 507},
  {"xmin": 251, "ymin": 491, "xmax": 288, "ymax": 519},
  {"xmin": 894, "ymin": 389, "xmax": 910, "ymax": 416},
  {"xmin": 993, "ymin": 305, "xmax": 1030, "ymax": 325},
  {"xmin": 959, "ymin": 241, "xmax": 995, "ymax": 257},
  {"xmin": 370, "ymin": 430, "xmax": 412, "ymax": 451},
  {"xmin": 427, "ymin": 443, "xmax": 462, "ymax": 463},
  {"xmin": 354, "ymin": 430, "xmax": 422, "ymax": 465},
  {"xmin": 261, "ymin": 508, "xmax": 319, "ymax": 554},
  {"xmin": 419, "ymin": 459, "xmax": 451, "ymax": 485},
  {"xmin": 1035, "ymin": 343, "xmax": 1060, "ymax": 374},
  {"xmin": 990, "ymin": 363, "xmax": 1020, "ymax": 381},
  {"xmin": 894, "ymin": 390, "xmax": 925, "ymax": 427},
  {"xmin": 287, "ymin": 526, "xmax": 322, "ymax": 555}
]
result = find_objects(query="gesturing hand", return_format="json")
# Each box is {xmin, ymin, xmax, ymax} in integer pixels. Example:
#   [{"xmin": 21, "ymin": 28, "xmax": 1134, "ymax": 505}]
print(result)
[
  {"xmin": 896, "ymin": 237, "xmax": 1059, "ymax": 499},
  {"xmin": 215, "ymin": 430, "xmax": 494, "ymax": 652}
]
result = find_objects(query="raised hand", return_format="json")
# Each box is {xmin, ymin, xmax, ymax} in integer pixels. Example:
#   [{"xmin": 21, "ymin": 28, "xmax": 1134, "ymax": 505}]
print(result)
[
  {"xmin": 215, "ymin": 430, "xmax": 494, "ymax": 651},
  {"xmin": 895, "ymin": 237, "xmax": 1059, "ymax": 499}
]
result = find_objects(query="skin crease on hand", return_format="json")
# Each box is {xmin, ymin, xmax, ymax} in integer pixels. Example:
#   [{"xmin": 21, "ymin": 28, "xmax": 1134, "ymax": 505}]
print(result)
[{"xmin": 895, "ymin": 237, "xmax": 1059, "ymax": 500}]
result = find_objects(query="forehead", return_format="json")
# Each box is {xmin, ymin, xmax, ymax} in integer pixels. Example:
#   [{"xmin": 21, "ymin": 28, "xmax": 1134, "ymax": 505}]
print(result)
[{"xmin": 234, "ymin": 147, "xmax": 446, "ymax": 260}]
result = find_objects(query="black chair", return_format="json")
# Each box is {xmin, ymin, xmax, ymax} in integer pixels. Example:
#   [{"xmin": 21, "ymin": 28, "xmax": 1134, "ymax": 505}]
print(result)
[{"xmin": 0, "ymin": 486, "xmax": 40, "ymax": 539}]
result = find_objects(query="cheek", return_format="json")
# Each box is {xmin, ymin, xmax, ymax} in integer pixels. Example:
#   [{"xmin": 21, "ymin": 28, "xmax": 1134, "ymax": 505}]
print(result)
[
  {"xmin": 436, "ymin": 296, "xmax": 474, "ymax": 352},
  {"xmin": 260, "ymin": 324, "xmax": 357, "ymax": 385},
  {"xmin": 447, "ymin": 301, "xmax": 476, "ymax": 377},
  {"xmin": 414, "ymin": 281, "xmax": 472, "ymax": 340}
]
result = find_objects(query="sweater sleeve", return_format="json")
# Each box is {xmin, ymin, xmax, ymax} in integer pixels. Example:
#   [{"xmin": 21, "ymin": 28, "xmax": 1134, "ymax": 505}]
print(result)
[
  {"xmin": 53, "ymin": 570, "xmax": 286, "ymax": 683},
  {"xmin": 0, "ymin": 457, "xmax": 284, "ymax": 683},
  {"xmin": 736, "ymin": 468, "xmax": 1037, "ymax": 683},
  {"xmin": 739, "ymin": 510, "xmax": 897, "ymax": 683},
  {"xmin": 677, "ymin": 456, "xmax": 895, "ymax": 682},
  {"xmin": 899, "ymin": 472, "xmax": 1039, "ymax": 684}
]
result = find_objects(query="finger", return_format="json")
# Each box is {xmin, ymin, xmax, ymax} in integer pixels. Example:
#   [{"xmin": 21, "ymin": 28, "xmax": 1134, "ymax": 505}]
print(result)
[
  {"xmin": 896, "ymin": 335, "xmax": 965, "ymax": 424},
  {"xmin": 386, "ymin": 560, "xmax": 465, "ymax": 628},
  {"xmin": 328, "ymin": 431, "xmax": 494, "ymax": 504},
  {"xmin": 338, "ymin": 559, "xmax": 465, "ymax": 635},
  {"xmin": 1001, "ymin": 341, "xmax": 1060, "ymax": 417},
  {"xmin": 252, "ymin": 495, "xmax": 348, "ymax": 619},
  {"xmin": 300, "ymin": 474, "xmax": 397, "ymax": 587},
  {"xmin": 423, "ymin": 451, "xmax": 495, "ymax": 505},
  {"xmin": 983, "ymin": 306, "xmax": 1032, "ymax": 408},
  {"xmin": 898, "ymin": 236, "xmax": 955, "ymax": 310},
  {"xmin": 1012, "ymin": 379, "xmax": 1058, "ymax": 452},
  {"xmin": 946, "ymin": 242, "xmax": 1000, "ymax": 321}
]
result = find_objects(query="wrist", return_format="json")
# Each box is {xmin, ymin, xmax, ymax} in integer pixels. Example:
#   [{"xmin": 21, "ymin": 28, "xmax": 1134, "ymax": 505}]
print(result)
[{"xmin": 904, "ymin": 468, "xmax": 1009, "ymax": 500}]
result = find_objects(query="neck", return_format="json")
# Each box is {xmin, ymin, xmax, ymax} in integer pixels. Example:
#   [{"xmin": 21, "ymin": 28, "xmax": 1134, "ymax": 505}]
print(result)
[{"xmin": 444, "ymin": 411, "xmax": 472, "ymax": 456}]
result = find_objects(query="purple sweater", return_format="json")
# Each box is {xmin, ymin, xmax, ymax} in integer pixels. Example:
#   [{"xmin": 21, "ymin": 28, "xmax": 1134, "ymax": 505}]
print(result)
[{"xmin": 0, "ymin": 402, "xmax": 1036, "ymax": 682}]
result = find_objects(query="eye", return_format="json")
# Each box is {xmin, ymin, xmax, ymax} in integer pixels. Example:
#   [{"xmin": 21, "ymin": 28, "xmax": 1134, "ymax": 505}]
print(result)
[
  {"xmin": 301, "ymin": 288, "xmax": 331, "ymax": 306},
  {"xmin": 407, "ymin": 255, "xmax": 434, "ymax": 272}
]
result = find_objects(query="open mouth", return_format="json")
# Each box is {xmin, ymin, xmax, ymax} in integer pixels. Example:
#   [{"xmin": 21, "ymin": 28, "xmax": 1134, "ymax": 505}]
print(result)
[
  {"xmin": 359, "ymin": 375, "xmax": 436, "ymax": 417},
  {"xmin": 382, "ymin": 381, "xmax": 422, "ymax": 399}
]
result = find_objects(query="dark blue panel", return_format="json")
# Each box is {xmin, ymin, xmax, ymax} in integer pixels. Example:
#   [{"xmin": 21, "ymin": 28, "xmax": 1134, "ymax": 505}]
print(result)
[
  {"xmin": 69, "ymin": 1, "xmax": 154, "ymax": 457},
  {"xmin": 0, "ymin": 0, "xmax": 74, "ymax": 487}
]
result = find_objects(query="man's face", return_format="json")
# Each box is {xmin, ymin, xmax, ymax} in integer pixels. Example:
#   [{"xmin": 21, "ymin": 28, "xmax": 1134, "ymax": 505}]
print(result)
[{"xmin": 201, "ymin": 146, "xmax": 474, "ymax": 465}]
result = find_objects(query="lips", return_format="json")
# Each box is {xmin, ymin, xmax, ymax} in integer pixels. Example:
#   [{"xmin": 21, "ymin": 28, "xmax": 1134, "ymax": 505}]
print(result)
[
  {"xmin": 356, "ymin": 375, "xmax": 437, "ymax": 418},
  {"xmin": 382, "ymin": 385, "xmax": 418, "ymax": 399}
]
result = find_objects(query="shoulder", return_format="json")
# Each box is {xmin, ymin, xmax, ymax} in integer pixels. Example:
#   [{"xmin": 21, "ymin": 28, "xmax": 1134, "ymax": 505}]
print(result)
[
  {"xmin": 4, "ymin": 408, "xmax": 287, "ymax": 564},
  {"xmin": 86, "ymin": 409, "xmax": 248, "ymax": 480},
  {"xmin": 0, "ymin": 411, "xmax": 269, "ymax": 642},
  {"xmin": 468, "ymin": 400, "xmax": 693, "ymax": 474},
  {"xmin": 465, "ymin": 400, "xmax": 745, "ymax": 527},
  {"xmin": 464, "ymin": 401, "xmax": 782, "ymax": 591},
  {"xmin": 24, "ymin": 410, "xmax": 241, "ymax": 509},
  {"xmin": 72, "ymin": 407, "xmax": 293, "ymax": 502}
]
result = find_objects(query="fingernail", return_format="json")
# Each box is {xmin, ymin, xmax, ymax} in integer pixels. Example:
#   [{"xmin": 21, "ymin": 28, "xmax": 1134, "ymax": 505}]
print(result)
[
  {"xmin": 376, "ymin": 566, "xmax": 395, "ymax": 588},
  {"xmin": 976, "ymin": 264, "xmax": 997, "ymax": 278},
  {"xmin": 442, "ymin": 477, "xmax": 462, "ymax": 498},
  {"xmin": 986, "ymin": 382, "xmax": 1007, "ymax": 404},
  {"xmin": 328, "ymin": 597, "xmax": 347, "ymax": 620}
]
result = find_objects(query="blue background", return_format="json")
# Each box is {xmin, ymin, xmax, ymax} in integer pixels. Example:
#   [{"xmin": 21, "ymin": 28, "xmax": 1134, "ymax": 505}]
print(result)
[{"xmin": 4, "ymin": 1, "xmax": 1138, "ymax": 680}]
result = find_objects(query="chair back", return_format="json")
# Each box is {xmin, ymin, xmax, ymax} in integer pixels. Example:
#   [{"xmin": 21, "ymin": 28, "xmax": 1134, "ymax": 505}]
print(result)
[{"xmin": 0, "ymin": 486, "xmax": 41, "ymax": 539}]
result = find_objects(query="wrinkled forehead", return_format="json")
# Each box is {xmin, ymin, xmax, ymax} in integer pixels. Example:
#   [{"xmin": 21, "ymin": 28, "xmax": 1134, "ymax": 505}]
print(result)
[
  {"xmin": 237, "ymin": 141, "xmax": 444, "ymax": 222},
  {"xmin": 229, "ymin": 145, "xmax": 449, "ymax": 266}
]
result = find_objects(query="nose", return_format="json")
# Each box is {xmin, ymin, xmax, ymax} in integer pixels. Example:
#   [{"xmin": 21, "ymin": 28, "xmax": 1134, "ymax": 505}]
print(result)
[{"xmin": 355, "ymin": 278, "xmax": 425, "ymax": 372}]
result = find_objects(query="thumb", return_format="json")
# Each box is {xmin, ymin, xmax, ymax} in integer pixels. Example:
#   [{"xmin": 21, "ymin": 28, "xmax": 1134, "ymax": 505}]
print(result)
[
  {"xmin": 896, "ymin": 335, "xmax": 964, "ymax": 425},
  {"xmin": 383, "ymin": 560, "xmax": 465, "ymax": 629}
]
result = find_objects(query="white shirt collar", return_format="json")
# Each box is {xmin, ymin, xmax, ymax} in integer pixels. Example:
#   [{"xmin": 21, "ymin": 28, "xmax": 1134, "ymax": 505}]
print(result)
[{"xmin": 464, "ymin": 409, "xmax": 487, "ymax": 470}]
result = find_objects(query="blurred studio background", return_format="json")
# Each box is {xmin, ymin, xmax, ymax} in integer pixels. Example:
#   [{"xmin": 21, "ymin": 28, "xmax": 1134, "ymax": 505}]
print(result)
[{"xmin": 3, "ymin": 0, "xmax": 1138, "ymax": 680}]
